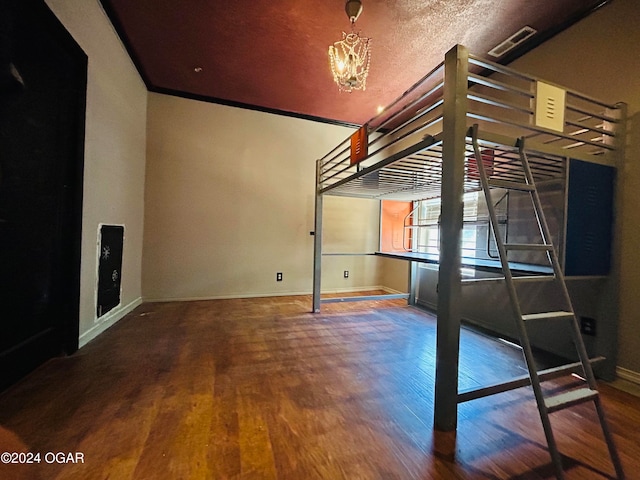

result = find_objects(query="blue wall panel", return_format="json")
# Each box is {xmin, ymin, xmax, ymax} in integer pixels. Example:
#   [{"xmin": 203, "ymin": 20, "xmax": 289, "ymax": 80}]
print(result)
[{"xmin": 565, "ymin": 159, "xmax": 615, "ymax": 276}]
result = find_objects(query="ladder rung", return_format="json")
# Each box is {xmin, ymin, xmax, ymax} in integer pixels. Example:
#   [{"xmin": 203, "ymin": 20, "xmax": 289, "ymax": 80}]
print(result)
[
  {"xmin": 522, "ymin": 311, "xmax": 574, "ymax": 321},
  {"xmin": 488, "ymin": 179, "xmax": 535, "ymax": 191},
  {"xmin": 504, "ymin": 243, "xmax": 553, "ymax": 251},
  {"xmin": 513, "ymin": 275, "xmax": 555, "ymax": 282},
  {"xmin": 545, "ymin": 387, "xmax": 599, "ymax": 413}
]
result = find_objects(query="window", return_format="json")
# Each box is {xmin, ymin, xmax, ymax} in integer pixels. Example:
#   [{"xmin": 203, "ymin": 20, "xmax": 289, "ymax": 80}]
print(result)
[
  {"xmin": 414, "ymin": 191, "xmax": 482, "ymax": 257},
  {"xmin": 414, "ymin": 198, "xmax": 440, "ymax": 254}
]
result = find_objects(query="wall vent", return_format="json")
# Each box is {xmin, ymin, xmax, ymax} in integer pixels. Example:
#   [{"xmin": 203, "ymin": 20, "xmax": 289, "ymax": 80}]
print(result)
[{"xmin": 488, "ymin": 26, "xmax": 537, "ymax": 58}]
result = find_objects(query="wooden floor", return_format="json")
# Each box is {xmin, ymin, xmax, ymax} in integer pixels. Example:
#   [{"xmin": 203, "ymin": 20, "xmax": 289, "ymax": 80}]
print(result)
[{"xmin": 1, "ymin": 296, "xmax": 639, "ymax": 479}]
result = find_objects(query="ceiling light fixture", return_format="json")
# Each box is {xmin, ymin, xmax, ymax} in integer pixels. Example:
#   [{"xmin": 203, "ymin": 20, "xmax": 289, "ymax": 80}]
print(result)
[{"xmin": 328, "ymin": 0, "xmax": 371, "ymax": 92}]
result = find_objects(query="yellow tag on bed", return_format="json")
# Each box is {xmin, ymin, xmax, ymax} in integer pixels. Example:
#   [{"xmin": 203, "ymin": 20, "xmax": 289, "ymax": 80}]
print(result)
[{"xmin": 535, "ymin": 81, "xmax": 566, "ymax": 133}]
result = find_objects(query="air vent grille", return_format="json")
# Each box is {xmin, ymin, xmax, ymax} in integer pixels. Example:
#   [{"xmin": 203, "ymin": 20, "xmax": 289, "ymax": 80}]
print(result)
[{"xmin": 488, "ymin": 26, "xmax": 537, "ymax": 58}]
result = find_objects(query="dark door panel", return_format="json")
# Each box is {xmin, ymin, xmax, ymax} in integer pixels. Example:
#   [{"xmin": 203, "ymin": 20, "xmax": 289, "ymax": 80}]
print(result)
[{"xmin": 0, "ymin": 0, "xmax": 86, "ymax": 391}]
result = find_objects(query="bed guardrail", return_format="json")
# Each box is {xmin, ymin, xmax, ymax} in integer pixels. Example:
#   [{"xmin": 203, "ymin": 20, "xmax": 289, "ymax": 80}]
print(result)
[{"xmin": 316, "ymin": 46, "xmax": 624, "ymax": 199}]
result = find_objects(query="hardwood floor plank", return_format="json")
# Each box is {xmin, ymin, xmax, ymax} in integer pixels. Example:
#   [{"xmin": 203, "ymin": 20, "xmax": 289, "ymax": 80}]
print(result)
[
  {"xmin": 0, "ymin": 295, "xmax": 638, "ymax": 479},
  {"xmin": 236, "ymin": 386, "xmax": 278, "ymax": 479}
]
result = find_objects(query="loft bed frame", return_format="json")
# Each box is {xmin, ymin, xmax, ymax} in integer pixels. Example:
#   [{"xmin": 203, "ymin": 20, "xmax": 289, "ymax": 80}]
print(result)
[{"xmin": 311, "ymin": 45, "xmax": 625, "ymax": 434}]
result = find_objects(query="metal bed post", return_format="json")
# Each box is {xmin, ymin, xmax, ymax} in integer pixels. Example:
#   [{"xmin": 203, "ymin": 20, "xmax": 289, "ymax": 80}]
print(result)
[
  {"xmin": 600, "ymin": 101, "xmax": 627, "ymax": 378},
  {"xmin": 433, "ymin": 44, "xmax": 469, "ymax": 433},
  {"xmin": 408, "ymin": 262, "xmax": 417, "ymax": 306},
  {"xmin": 312, "ymin": 159, "xmax": 323, "ymax": 313}
]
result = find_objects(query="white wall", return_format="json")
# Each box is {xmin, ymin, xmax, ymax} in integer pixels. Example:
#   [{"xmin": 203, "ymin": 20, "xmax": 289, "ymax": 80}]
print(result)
[
  {"xmin": 45, "ymin": 0, "xmax": 148, "ymax": 346},
  {"xmin": 321, "ymin": 196, "xmax": 384, "ymax": 294},
  {"xmin": 508, "ymin": 0, "xmax": 640, "ymax": 375},
  {"xmin": 143, "ymin": 93, "xmax": 383, "ymax": 301}
]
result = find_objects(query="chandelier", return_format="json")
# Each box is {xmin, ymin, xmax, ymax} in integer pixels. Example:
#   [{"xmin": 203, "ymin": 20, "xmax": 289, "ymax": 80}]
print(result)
[{"xmin": 328, "ymin": 0, "xmax": 371, "ymax": 92}]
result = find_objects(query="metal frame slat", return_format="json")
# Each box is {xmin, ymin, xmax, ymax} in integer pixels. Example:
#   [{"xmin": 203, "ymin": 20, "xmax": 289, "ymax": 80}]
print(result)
[
  {"xmin": 467, "ymin": 112, "xmax": 616, "ymax": 151},
  {"xmin": 469, "ymin": 53, "xmax": 620, "ymax": 110},
  {"xmin": 319, "ymin": 48, "xmax": 623, "ymax": 203},
  {"xmin": 367, "ymin": 62, "xmax": 445, "ymax": 131},
  {"xmin": 467, "ymin": 73, "xmax": 533, "ymax": 98},
  {"xmin": 475, "ymin": 129, "xmax": 616, "ymax": 167},
  {"xmin": 457, "ymin": 357, "xmax": 606, "ymax": 403},
  {"xmin": 565, "ymin": 119, "xmax": 616, "ymax": 138},
  {"xmin": 321, "ymin": 154, "xmax": 351, "ymax": 176},
  {"xmin": 467, "ymin": 91, "xmax": 534, "ymax": 116},
  {"xmin": 368, "ymin": 111, "xmax": 443, "ymax": 160},
  {"xmin": 323, "ymin": 135, "xmax": 574, "ymax": 201},
  {"xmin": 372, "ymin": 88, "xmax": 444, "ymax": 138},
  {"xmin": 319, "ymin": 143, "xmax": 351, "ymax": 170},
  {"xmin": 566, "ymin": 90, "xmax": 620, "ymax": 111},
  {"xmin": 468, "ymin": 55, "xmax": 537, "ymax": 83},
  {"xmin": 319, "ymin": 135, "xmax": 443, "ymax": 195},
  {"xmin": 566, "ymin": 104, "xmax": 618, "ymax": 123}
]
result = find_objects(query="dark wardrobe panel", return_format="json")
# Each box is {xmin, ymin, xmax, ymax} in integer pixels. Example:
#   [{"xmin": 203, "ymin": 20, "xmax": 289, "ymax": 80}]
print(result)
[{"xmin": 0, "ymin": 0, "xmax": 86, "ymax": 391}]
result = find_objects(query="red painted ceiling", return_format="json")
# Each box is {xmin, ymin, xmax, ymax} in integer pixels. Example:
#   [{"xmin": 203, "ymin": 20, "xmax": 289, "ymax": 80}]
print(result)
[{"xmin": 100, "ymin": 0, "xmax": 608, "ymax": 125}]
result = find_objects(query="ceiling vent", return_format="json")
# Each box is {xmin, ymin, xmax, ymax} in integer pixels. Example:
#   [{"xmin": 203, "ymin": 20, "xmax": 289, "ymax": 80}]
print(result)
[{"xmin": 488, "ymin": 26, "xmax": 537, "ymax": 58}]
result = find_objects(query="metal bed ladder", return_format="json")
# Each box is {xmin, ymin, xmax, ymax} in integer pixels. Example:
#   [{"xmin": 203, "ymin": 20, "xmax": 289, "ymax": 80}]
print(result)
[{"xmin": 470, "ymin": 125, "xmax": 624, "ymax": 480}]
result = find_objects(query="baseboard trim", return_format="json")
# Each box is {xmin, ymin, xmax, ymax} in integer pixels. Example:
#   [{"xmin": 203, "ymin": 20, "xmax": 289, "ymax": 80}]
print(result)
[
  {"xmin": 78, "ymin": 297, "xmax": 143, "ymax": 348},
  {"xmin": 319, "ymin": 285, "xmax": 400, "ymax": 295},
  {"xmin": 143, "ymin": 286, "xmax": 397, "ymax": 303},
  {"xmin": 416, "ymin": 298, "xmax": 437, "ymax": 311},
  {"xmin": 144, "ymin": 291, "xmax": 311, "ymax": 303},
  {"xmin": 616, "ymin": 366, "xmax": 640, "ymax": 385}
]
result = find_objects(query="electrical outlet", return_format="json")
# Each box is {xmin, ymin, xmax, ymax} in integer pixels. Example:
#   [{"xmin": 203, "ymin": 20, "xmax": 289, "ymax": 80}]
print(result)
[
  {"xmin": 580, "ymin": 316, "xmax": 596, "ymax": 336},
  {"xmin": 344, "ymin": 270, "xmax": 349, "ymax": 278},
  {"xmin": 276, "ymin": 272, "xmax": 283, "ymax": 282}
]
